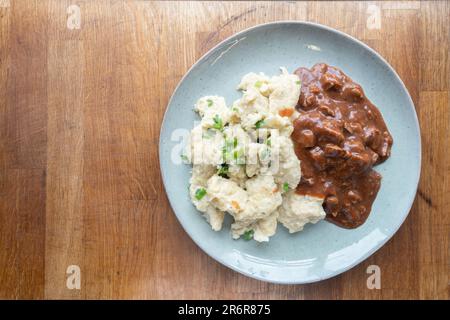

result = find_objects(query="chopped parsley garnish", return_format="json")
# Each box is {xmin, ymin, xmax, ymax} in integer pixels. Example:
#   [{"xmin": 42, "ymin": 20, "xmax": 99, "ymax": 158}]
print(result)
[
  {"xmin": 266, "ymin": 138, "xmax": 271, "ymax": 146},
  {"xmin": 213, "ymin": 114, "xmax": 223, "ymax": 131},
  {"xmin": 233, "ymin": 149, "xmax": 244, "ymax": 163},
  {"xmin": 222, "ymin": 137, "xmax": 243, "ymax": 164},
  {"xmin": 217, "ymin": 164, "xmax": 229, "ymax": 178},
  {"xmin": 296, "ymin": 80, "xmax": 301, "ymax": 85},
  {"xmin": 222, "ymin": 145, "xmax": 229, "ymax": 162},
  {"xmin": 255, "ymin": 119, "xmax": 265, "ymax": 129},
  {"xmin": 222, "ymin": 142, "xmax": 233, "ymax": 162},
  {"xmin": 243, "ymin": 229, "xmax": 254, "ymax": 241},
  {"xmin": 283, "ymin": 182, "xmax": 289, "ymax": 192},
  {"xmin": 195, "ymin": 188, "xmax": 207, "ymax": 200},
  {"xmin": 254, "ymin": 80, "xmax": 263, "ymax": 88},
  {"xmin": 207, "ymin": 99, "xmax": 213, "ymax": 107},
  {"xmin": 232, "ymin": 107, "xmax": 238, "ymax": 112},
  {"xmin": 226, "ymin": 139, "xmax": 234, "ymax": 149}
]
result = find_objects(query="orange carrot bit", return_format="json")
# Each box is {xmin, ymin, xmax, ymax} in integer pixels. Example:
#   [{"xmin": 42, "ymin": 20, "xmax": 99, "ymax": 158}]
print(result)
[
  {"xmin": 279, "ymin": 107, "xmax": 294, "ymax": 117},
  {"xmin": 231, "ymin": 201, "xmax": 241, "ymax": 211}
]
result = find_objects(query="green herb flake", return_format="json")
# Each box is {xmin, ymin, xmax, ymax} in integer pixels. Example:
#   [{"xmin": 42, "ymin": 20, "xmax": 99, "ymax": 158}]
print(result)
[
  {"xmin": 254, "ymin": 80, "xmax": 263, "ymax": 89},
  {"xmin": 296, "ymin": 80, "xmax": 301, "ymax": 85},
  {"xmin": 283, "ymin": 182, "xmax": 289, "ymax": 193},
  {"xmin": 238, "ymin": 149, "xmax": 246, "ymax": 164},
  {"xmin": 207, "ymin": 99, "xmax": 213, "ymax": 107},
  {"xmin": 243, "ymin": 229, "xmax": 254, "ymax": 241},
  {"xmin": 195, "ymin": 188, "xmax": 207, "ymax": 201},
  {"xmin": 222, "ymin": 146, "xmax": 229, "ymax": 162},
  {"xmin": 233, "ymin": 148, "xmax": 244, "ymax": 162},
  {"xmin": 213, "ymin": 114, "xmax": 223, "ymax": 131},
  {"xmin": 255, "ymin": 119, "xmax": 265, "ymax": 129},
  {"xmin": 222, "ymin": 141, "xmax": 234, "ymax": 162},
  {"xmin": 233, "ymin": 137, "xmax": 238, "ymax": 148},
  {"xmin": 266, "ymin": 138, "xmax": 271, "ymax": 146},
  {"xmin": 217, "ymin": 164, "xmax": 229, "ymax": 178}
]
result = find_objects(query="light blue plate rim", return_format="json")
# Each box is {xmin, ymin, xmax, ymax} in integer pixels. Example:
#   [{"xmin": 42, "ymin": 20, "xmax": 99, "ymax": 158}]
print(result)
[{"xmin": 159, "ymin": 21, "xmax": 421, "ymax": 284}]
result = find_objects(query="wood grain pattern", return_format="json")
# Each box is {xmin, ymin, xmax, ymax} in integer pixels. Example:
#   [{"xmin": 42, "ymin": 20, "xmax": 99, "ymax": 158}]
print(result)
[{"xmin": 0, "ymin": 0, "xmax": 448, "ymax": 299}]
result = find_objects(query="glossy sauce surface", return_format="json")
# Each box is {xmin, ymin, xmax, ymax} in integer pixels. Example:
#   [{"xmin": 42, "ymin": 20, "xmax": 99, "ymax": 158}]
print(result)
[{"xmin": 292, "ymin": 63, "xmax": 393, "ymax": 228}]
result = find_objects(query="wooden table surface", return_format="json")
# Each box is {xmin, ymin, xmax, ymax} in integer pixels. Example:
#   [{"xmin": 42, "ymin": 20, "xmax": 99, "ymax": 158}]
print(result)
[{"xmin": 0, "ymin": 0, "xmax": 448, "ymax": 300}]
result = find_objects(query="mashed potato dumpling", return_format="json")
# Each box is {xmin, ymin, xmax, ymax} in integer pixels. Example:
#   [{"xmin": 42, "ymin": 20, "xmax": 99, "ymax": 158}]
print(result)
[
  {"xmin": 277, "ymin": 192, "xmax": 326, "ymax": 233},
  {"xmin": 186, "ymin": 68, "xmax": 326, "ymax": 241}
]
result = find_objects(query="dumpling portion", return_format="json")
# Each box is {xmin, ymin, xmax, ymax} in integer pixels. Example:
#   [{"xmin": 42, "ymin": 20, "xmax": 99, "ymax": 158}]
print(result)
[
  {"xmin": 195, "ymin": 96, "xmax": 232, "ymax": 129},
  {"xmin": 206, "ymin": 173, "xmax": 282, "ymax": 242},
  {"xmin": 232, "ymin": 89, "xmax": 269, "ymax": 131},
  {"xmin": 237, "ymin": 72, "xmax": 271, "ymax": 96},
  {"xmin": 222, "ymin": 124, "xmax": 250, "ymax": 186},
  {"xmin": 189, "ymin": 165, "xmax": 224, "ymax": 231},
  {"xmin": 245, "ymin": 142, "xmax": 263, "ymax": 177},
  {"xmin": 189, "ymin": 124, "xmax": 225, "ymax": 166},
  {"xmin": 206, "ymin": 175, "xmax": 248, "ymax": 216},
  {"xmin": 277, "ymin": 192, "xmax": 326, "ymax": 233},
  {"xmin": 244, "ymin": 174, "xmax": 282, "ymax": 220},
  {"xmin": 231, "ymin": 210, "xmax": 278, "ymax": 242},
  {"xmin": 268, "ymin": 67, "xmax": 301, "ymax": 121},
  {"xmin": 263, "ymin": 114, "xmax": 294, "ymax": 137},
  {"xmin": 186, "ymin": 68, "xmax": 328, "ymax": 242},
  {"xmin": 271, "ymin": 135, "xmax": 301, "ymax": 190},
  {"xmin": 230, "ymin": 174, "xmax": 282, "ymax": 241}
]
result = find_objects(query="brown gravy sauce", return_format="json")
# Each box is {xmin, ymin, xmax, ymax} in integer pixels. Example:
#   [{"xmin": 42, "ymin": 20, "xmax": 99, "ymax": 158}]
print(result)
[{"xmin": 292, "ymin": 63, "xmax": 393, "ymax": 228}]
